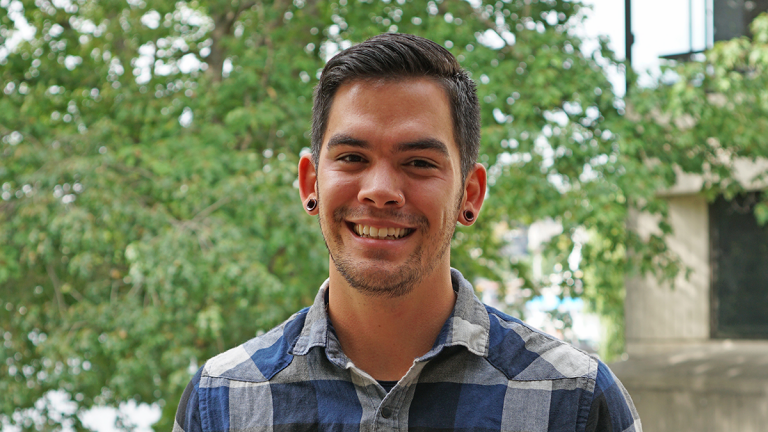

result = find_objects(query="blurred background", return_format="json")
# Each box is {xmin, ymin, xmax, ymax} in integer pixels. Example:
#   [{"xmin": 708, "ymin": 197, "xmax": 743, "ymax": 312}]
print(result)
[{"xmin": 2, "ymin": 0, "xmax": 767, "ymax": 430}]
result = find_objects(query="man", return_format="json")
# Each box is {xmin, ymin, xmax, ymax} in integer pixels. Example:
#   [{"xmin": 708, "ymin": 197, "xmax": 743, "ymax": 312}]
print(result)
[{"xmin": 174, "ymin": 33, "xmax": 641, "ymax": 432}]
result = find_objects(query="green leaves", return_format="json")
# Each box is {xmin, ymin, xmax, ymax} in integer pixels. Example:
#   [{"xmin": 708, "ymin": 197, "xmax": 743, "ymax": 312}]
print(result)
[{"xmin": 7, "ymin": 1, "xmax": 764, "ymax": 430}]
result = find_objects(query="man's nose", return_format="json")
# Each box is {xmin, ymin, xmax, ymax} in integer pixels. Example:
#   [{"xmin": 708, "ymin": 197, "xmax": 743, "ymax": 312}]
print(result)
[{"xmin": 357, "ymin": 163, "xmax": 405, "ymax": 208}]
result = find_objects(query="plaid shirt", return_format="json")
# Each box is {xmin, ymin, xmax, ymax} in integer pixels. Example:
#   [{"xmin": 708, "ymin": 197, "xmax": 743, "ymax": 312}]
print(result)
[{"xmin": 173, "ymin": 269, "xmax": 641, "ymax": 432}]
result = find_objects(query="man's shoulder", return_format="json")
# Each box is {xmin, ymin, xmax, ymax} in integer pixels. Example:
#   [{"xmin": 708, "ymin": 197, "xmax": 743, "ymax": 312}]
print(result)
[
  {"xmin": 201, "ymin": 307, "xmax": 310, "ymax": 382},
  {"xmin": 483, "ymin": 304, "xmax": 599, "ymax": 383}
]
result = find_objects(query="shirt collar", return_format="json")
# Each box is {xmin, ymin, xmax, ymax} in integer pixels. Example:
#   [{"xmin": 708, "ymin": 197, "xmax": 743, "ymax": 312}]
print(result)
[{"xmin": 290, "ymin": 268, "xmax": 490, "ymax": 359}]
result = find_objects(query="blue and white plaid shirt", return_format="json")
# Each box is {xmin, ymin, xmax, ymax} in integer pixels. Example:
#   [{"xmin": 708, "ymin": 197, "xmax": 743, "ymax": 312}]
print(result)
[{"xmin": 174, "ymin": 269, "xmax": 641, "ymax": 431}]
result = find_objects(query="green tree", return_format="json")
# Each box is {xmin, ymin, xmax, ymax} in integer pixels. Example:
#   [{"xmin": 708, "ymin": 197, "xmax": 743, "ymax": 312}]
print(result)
[
  {"xmin": 619, "ymin": 14, "xmax": 768, "ymax": 219},
  {"xmin": 1, "ymin": 0, "xmax": 729, "ymax": 429}
]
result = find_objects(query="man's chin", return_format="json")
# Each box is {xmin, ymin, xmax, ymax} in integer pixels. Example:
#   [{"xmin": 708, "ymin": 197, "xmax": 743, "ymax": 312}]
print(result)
[{"xmin": 333, "ymin": 261, "xmax": 422, "ymax": 298}]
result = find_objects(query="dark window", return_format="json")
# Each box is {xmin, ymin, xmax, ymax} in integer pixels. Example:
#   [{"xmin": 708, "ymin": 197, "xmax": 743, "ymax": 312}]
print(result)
[
  {"xmin": 710, "ymin": 192, "xmax": 768, "ymax": 338},
  {"xmin": 714, "ymin": 0, "xmax": 768, "ymax": 42}
]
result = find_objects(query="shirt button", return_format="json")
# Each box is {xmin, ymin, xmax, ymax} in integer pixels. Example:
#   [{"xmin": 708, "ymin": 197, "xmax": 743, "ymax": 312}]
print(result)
[{"xmin": 381, "ymin": 407, "xmax": 393, "ymax": 419}]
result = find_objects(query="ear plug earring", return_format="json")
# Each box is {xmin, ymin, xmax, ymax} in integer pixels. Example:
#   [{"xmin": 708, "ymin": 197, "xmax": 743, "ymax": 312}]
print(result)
[
  {"xmin": 306, "ymin": 198, "xmax": 317, "ymax": 211},
  {"xmin": 463, "ymin": 210, "xmax": 475, "ymax": 222}
]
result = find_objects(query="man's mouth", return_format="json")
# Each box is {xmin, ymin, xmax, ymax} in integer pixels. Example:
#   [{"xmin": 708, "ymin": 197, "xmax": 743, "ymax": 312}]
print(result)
[{"xmin": 351, "ymin": 223, "xmax": 414, "ymax": 240}]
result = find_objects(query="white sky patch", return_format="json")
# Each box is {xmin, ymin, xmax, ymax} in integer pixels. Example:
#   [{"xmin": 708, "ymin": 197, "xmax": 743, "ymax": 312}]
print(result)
[
  {"xmin": 497, "ymin": 151, "xmax": 532, "ymax": 166},
  {"xmin": 568, "ymin": 227, "xmax": 588, "ymax": 271},
  {"xmin": 528, "ymin": 218, "xmax": 564, "ymax": 252},
  {"xmin": 80, "ymin": 400, "xmax": 161, "ymax": 432},
  {"xmin": 178, "ymin": 3, "xmax": 211, "ymax": 27},
  {"xmin": 1, "ymin": 1, "xmax": 36, "ymax": 61},
  {"xmin": 222, "ymin": 58, "xmax": 232, "ymax": 78},
  {"xmin": 64, "ymin": 55, "xmax": 82, "ymax": 70},
  {"xmin": 534, "ymin": 135, "xmax": 555, "ymax": 168},
  {"xmin": 154, "ymin": 59, "xmax": 175, "ymax": 76},
  {"xmin": 579, "ymin": 163, "xmax": 598, "ymax": 183},
  {"xmin": 138, "ymin": 43, "xmax": 156, "ymax": 58},
  {"xmin": 51, "ymin": 0, "xmax": 73, "ymax": 8},
  {"xmin": 547, "ymin": 173, "xmax": 570, "ymax": 193},
  {"xmin": 141, "ymin": 10, "xmax": 161, "ymax": 29},
  {"xmin": 134, "ymin": 43, "xmax": 155, "ymax": 84},
  {"xmin": 579, "ymin": 0, "xmax": 712, "ymax": 93},
  {"xmin": 178, "ymin": 53, "xmax": 201, "ymax": 73},
  {"xmin": 179, "ymin": 107, "xmax": 193, "ymax": 128},
  {"xmin": 49, "ymin": 23, "xmax": 64, "ymax": 37},
  {"xmin": 492, "ymin": 108, "xmax": 506, "ymax": 124},
  {"xmin": 3, "ymin": 390, "xmax": 77, "ymax": 432},
  {"xmin": 544, "ymin": 109, "xmax": 569, "ymax": 127},
  {"xmin": 476, "ymin": 29, "xmax": 505, "ymax": 50},
  {"xmin": 320, "ymin": 41, "xmax": 340, "ymax": 63},
  {"xmin": 584, "ymin": 106, "xmax": 600, "ymax": 123},
  {"xmin": 173, "ymin": 37, "xmax": 190, "ymax": 52},
  {"xmin": 71, "ymin": 17, "xmax": 97, "ymax": 34},
  {"xmin": 500, "ymin": 30, "xmax": 516, "ymax": 46},
  {"xmin": 575, "ymin": 0, "xmax": 626, "ymax": 96},
  {"xmin": 109, "ymin": 58, "xmax": 124, "ymax": 77},
  {"xmin": 562, "ymin": 101, "xmax": 583, "ymax": 116}
]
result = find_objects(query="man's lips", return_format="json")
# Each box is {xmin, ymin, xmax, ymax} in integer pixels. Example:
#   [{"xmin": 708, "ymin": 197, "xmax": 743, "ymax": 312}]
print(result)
[{"xmin": 346, "ymin": 222, "xmax": 415, "ymax": 240}]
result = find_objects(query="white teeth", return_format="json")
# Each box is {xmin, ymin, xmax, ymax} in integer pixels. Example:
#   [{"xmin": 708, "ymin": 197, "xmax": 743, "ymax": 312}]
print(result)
[{"xmin": 354, "ymin": 224, "xmax": 410, "ymax": 239}]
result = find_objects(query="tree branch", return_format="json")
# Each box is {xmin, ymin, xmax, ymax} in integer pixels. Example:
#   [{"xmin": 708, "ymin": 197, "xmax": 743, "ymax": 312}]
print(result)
[
  {"xmin": 46, "ymin": 263, "xmax": 67, "ymax": 316},
  {"xmin": 191, "ymin": 196, "xmax": 231, "ymax": 223}
]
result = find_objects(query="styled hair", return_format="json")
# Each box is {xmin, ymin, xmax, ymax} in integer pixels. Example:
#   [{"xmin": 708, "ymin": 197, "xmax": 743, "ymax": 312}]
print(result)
[{"xmin": 311, "ymin": 33, "xmax": 481, "ymax": 181}]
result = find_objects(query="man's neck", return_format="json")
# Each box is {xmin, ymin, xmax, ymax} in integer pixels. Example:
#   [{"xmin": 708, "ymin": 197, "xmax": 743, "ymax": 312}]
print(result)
[{"xmin": 326, "ymin": 265, "xmax": 456, "ymax": 382}]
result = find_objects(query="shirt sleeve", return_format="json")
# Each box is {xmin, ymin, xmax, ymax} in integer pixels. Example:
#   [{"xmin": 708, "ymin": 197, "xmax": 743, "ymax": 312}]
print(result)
[
  {"xmin": 585, "ymin": 361, "xmax": 642, "ymax": 432},
  {"xmin": 172, "ymin": 367, "xmax": 204, "ymax": 432}
]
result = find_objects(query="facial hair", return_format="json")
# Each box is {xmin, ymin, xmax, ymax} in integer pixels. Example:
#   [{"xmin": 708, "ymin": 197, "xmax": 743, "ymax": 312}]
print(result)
[{"xmin": 317, "ymin": 201, "xmax": 458, "ymax": 299}]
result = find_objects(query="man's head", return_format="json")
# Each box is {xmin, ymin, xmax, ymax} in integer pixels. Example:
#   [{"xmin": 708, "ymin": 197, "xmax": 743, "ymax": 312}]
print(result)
[
  {"xmin": 299, "ymin": 34, "xmax": 486, "ymax": 298},
  {"xmin": 311, "ymin": 33, "xmax": 481, "ymax": 182}
]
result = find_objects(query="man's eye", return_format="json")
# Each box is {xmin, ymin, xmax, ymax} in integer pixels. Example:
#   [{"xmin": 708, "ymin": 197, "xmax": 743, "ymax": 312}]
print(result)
[
  {"xmin": 339, "ymin": 154, "xmax": 365, "ymax": 163},
  {"xmin": 407, "ymin": 159, "xmax": 436, "ymax": 169}
]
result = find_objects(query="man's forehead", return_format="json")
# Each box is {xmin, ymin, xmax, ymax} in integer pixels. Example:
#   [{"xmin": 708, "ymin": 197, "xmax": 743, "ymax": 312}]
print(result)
[
  {"xmin": 322, "ymin": 78, "xmax": 456, "ymax": 152},
  {"xmin": 333, "ymin": 76, "xmax": 450, "ymax": 103}
]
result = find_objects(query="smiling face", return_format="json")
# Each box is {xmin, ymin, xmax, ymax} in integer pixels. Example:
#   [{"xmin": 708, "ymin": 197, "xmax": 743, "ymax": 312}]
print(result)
[{"xmin": 303, "ymin": 78, "xmax": 466, "ymax": 298}]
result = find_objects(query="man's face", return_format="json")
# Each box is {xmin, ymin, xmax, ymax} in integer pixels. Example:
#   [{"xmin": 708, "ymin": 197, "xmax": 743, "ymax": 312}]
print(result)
[{"xmin": 313, "ymin": 78, "xmax": 465, "ymax": 297}]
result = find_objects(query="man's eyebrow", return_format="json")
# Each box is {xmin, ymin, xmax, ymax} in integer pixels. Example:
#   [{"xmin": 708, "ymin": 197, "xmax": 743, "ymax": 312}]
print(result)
[
  {"xmin": 396, "ymin": 138, "xmax": 450, "ymax": 157},
  {"xmin": 326, "ymin": 134, "xmax": 450, "ymax": 157},
  {"xmin": 326, "ymin": 134, "xmax": 369, "ymax": 150}
]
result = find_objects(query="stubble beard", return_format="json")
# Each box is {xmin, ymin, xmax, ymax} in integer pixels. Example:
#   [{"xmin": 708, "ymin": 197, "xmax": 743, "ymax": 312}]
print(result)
[{"xmin": 318, "ymin": 201, "xmax": 459, "ymax": 299}]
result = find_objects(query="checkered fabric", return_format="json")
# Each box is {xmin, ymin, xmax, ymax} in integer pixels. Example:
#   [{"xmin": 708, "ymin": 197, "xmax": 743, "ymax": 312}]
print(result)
[{"xmin": 174, "ymin": 269, "xmax": 641, "ymax": 432}]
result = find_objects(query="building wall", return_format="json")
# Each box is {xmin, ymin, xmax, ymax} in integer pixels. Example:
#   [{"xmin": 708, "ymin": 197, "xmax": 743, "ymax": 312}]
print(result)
[
  {"xmin": 631, "ymin": 386, "xmax": 768, "ymax": 432},
  {"xmin": 625, "ymin": 195, "xmax": 710, "ymax": 349}
]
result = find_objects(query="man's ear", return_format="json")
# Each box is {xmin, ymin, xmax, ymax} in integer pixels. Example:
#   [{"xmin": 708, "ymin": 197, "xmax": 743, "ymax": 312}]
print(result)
[
  {"xmin": 298, "ymin": 154, "xmax": 319, "ymax": 215},
  {"xmin": 459, "ymin": 163, "xmax": 487, "ymax": 226}
]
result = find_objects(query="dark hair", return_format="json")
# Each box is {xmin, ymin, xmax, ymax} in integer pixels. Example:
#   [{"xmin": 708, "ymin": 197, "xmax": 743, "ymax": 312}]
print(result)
[{"xmin": 311, "ymin": 33, "xmax": 480, "ymax": 181}]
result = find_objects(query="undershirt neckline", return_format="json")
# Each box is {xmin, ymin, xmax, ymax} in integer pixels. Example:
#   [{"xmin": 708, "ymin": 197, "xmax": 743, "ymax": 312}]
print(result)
[{"xmin": 378, "ymin": 380, "xmax": 398, "ymax": 392}]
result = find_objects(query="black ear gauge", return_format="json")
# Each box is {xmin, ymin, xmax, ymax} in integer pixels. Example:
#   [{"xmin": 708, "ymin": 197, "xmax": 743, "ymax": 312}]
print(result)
[
  {"xmin": 306, "ymin": 198, "xmax": 317, "ymax": 211},
  {"xmin": 464, "ymin": 210, "xmax": 475, "ymax": 222}
]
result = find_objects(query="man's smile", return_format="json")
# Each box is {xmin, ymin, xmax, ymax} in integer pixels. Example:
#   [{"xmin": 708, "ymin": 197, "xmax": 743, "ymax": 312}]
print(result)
[{"xmin": 349, "ymin": 222, "xmax": 415, "ymax": 240}]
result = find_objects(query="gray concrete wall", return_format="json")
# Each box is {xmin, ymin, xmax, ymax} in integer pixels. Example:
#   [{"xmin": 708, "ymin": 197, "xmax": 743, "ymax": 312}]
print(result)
[
  {"xmin": 631, "ymin": 387, "xmax": 768, "ymax": 432},
  {"xmin": 611, "ymin": 341, "xmax": 768, "ymax": 432},
  {"xmin": 625, "ymin": 195, "xmax": 710, "ymax": 350}
]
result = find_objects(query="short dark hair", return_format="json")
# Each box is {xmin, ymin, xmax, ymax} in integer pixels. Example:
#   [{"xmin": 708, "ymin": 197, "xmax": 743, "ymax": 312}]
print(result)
[{"xmin": 311, "ymin": 33, "xmax": 481, "ymax": 181}]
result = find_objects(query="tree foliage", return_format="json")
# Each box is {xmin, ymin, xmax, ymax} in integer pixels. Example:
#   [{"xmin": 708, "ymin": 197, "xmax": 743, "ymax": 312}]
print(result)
[
  {"xmin": 7, "ymin": 1, "xmax": 760, "ymax": 430},
  {"xmin": 620, "ymin": 14, "xmax": 768, "ymax": 221}
]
